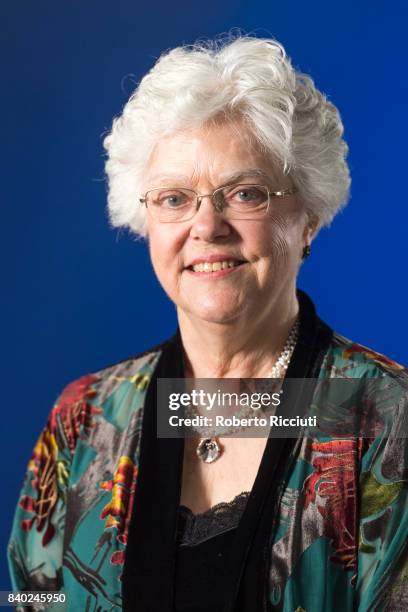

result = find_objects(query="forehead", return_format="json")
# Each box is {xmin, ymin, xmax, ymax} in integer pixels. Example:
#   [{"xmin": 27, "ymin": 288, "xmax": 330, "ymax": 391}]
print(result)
[{"xmin": 143, "ymin": 121, "xmax": 283, "ymax": 187}]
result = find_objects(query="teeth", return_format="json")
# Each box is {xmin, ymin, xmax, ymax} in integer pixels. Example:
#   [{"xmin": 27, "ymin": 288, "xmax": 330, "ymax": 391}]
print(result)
[{"xmin": 192, "ymin": 260, "xmax": 240, "ymax": 273}]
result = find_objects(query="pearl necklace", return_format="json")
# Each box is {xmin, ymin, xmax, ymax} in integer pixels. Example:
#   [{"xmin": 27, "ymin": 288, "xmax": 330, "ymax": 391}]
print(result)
[
  {"xmin": 265, "ymin": 318, "xmax": 299, "ymax": 378},
  {"xmin": 188, "ymin": 318, "xmax": 300, "ymax": 463}
]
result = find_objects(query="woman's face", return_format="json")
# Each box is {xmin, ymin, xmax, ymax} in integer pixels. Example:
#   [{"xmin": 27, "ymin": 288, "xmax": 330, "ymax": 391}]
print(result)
[{"xmin": 142, "ymin": 121, "xmax": 314, "ymax": 326}]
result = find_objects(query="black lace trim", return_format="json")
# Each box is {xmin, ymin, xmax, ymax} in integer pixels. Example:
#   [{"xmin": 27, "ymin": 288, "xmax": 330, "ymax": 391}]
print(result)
[{"xmin": 177, "ymin": 491, "xmax": 250, "ymax": 547}]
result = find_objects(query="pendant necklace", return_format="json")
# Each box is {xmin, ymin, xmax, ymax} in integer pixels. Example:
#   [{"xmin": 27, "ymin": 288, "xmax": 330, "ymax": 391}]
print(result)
[{"xmin": 186, "ymin": 318, "xmax": 300, "ymax": 463}]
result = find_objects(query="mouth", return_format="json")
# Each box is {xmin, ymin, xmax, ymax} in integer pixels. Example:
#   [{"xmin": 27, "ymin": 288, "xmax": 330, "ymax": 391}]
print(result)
[{"xmin": 185, "ymin": 259, "xmax": 247, "ymax": 276}]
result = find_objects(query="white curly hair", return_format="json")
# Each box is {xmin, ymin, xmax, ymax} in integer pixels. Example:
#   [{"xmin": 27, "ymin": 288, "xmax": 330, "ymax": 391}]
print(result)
[{"xmin": 103, "ymin": 34, "xmax": 350, "ymax": 237}]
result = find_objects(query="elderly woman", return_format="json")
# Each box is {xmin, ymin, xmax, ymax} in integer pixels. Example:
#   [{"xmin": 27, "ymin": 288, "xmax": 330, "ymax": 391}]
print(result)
[{"xmin": 8, "ymin": 36, "xmax": 408, "ymax": 611}]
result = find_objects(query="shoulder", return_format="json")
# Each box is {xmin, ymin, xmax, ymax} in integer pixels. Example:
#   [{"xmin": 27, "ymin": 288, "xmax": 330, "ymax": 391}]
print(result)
[
  {"xmin": 49, "ymin": 339, "xmax": 168, "ymax": 455},
  {"xmin": 322, "ymin": 330, "xmax": 408, "ymax": 381},
  {"xmin": 315, "ymin": 331, "xmax": 408, "ymax": 445},
  {"xmin": 61, "ymin": 339, "xmax": 165, "ymax": 398},
  {"xmin": 315, "ymin": 331, "xmax": 408, "ymax": 531}
]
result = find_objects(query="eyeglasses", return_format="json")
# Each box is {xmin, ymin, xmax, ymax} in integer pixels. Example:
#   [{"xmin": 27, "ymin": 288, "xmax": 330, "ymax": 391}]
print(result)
[{"xmin": 139, "ymin": 183, "xmax": 297, "ymax": 223}]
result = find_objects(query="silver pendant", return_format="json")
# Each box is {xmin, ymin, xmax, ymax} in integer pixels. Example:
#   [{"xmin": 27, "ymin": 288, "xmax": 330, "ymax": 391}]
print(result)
[{"xmin": 196, "ymin": 438, "xmax": 221, "ymax": 463}]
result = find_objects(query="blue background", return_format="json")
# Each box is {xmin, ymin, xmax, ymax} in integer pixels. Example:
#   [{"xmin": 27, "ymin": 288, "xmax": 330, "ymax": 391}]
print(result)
[{"xmin": 2, "ymin": 0, "xmax": 407, "ymax": 591}]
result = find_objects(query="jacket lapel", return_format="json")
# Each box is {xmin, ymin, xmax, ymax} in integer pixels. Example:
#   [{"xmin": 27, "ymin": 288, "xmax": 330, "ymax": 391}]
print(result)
[
  {"xmin": 123, "ymin": 331, "xmax": 185, "ymax": 611},
  {"xmin": 227, "ymin": 290, "xmax": 334, "ymax": 611}
]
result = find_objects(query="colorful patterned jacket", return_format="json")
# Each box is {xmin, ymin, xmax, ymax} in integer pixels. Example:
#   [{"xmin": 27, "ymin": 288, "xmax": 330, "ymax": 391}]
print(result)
[{"xmin": 8, "ymin": 291, "xmax": 408, "ymax": 611}]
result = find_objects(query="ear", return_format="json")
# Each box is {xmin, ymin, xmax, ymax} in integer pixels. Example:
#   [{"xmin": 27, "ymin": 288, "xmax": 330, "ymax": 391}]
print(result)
[{"xmin": 303, "ymin": 209, "xmax": 320, "ymax": 244}]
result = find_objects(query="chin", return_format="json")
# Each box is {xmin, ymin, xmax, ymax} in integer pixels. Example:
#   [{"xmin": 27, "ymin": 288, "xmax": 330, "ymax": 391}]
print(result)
[{"xmin": 185, "ymin": 301, "xmax": 245, "ymax": 325}]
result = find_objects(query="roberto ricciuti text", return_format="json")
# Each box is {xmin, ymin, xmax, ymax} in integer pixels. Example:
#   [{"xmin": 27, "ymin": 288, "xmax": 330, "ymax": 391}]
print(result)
[{"xmin": 168, "ymin": 415, "xmax": 318, "ymax": 428}]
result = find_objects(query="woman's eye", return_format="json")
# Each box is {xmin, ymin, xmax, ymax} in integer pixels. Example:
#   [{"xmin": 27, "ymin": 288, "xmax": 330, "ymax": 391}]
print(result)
[
  {"xmin": 238, "ymin": 190, "xmax": 254, "ymax": 201},
  {"xmin": 232, "ymin": 188, "xmax": 264, "ymax": 202},
  {"xmin": 158, "ymin": 192, "xmax": 187, "ymax": 207}
]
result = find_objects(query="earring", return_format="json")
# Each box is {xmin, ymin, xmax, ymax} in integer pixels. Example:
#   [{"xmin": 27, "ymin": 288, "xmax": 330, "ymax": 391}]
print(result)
[{"xmin": 302, "ymin": 245, "xmax": 311, "ymax": 260}]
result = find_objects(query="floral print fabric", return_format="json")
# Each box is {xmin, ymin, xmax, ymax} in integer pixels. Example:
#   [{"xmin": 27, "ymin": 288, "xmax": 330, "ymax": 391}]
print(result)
[{"xmin": 8, "ymin": 334, "xmax": 408, "ymax": 611}]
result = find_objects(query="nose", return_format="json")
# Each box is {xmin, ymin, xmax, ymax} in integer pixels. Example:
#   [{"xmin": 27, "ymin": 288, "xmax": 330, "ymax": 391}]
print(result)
[{"xmin": 189, "ymin": 195, "xmax": 232, "ymax": 242}]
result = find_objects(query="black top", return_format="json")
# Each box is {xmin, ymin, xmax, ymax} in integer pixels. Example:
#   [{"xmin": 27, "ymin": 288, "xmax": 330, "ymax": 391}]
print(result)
[
  {"xmin": 122, "ymin": 290, "xmax": 334, "ymax": 612},
  {"xmin": 174, "ymin": 492, "xmax": 250, "ymax": 612}
]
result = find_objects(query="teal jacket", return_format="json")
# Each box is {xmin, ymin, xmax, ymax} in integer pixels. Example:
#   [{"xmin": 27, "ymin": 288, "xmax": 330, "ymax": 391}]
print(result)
[{"xmin": 8, "ymin": 292, "xmax": 408, "ymax": 611}]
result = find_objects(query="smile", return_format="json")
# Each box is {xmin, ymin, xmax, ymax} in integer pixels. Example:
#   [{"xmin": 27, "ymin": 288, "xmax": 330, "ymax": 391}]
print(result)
[
  {"xmin": 191, "ymin": 260, "xmax": 242, "ymax": 273},
  {"xmin": 185, "ymin": 259, "xmax": 246, "ymax": 277}
]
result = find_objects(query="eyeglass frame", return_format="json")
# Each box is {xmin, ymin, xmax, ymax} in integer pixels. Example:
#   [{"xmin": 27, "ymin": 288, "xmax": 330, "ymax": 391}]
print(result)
[{"xmin": 139, "ymin": 183, "xmax": 298, "ymax": 222}]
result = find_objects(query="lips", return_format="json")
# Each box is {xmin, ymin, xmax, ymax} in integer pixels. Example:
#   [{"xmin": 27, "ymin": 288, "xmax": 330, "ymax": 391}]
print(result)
[
  {"xmin": 191, "ymin": 260, "xmax": 242, "ymax": 272},
  {"xmin": 185, "ymin": 255, "xmax": 246, "ymax": 273}
]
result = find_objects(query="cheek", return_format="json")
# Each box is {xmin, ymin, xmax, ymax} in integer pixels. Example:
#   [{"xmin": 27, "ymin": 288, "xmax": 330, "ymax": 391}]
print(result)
[
  {"xmin": 147, "ymin": 226, "xmax": 185, "ymax": 288},
  {"xmin": 270, "ymin": 233, "xmax": 291, "ymax": 265},
  {"xmin": 147, "ymin": 228, "xmax": 169, "ymax": 281},
  {"xmin": 254, "ymin": 215, "xmax": 298, "ymax": 264}
]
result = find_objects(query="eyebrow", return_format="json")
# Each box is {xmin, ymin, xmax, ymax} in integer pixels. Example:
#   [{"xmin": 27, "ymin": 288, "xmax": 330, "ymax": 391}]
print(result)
[
  {"xmin": 218, "ymin": 169, "xmax": 275, "ymax": 185},
  {"xmin": 146, "ymin": 173, "xmax": 192, "ymax": 184},
  {"xmin": 146, "ymin": 169, "xmax": 276, "ymax": 187}
]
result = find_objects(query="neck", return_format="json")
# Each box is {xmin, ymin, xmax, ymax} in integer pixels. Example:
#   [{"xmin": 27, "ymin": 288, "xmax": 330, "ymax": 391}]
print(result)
[{"xmin": 177, "ymin": 288, "xmax": 299, "ymax": 378}]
